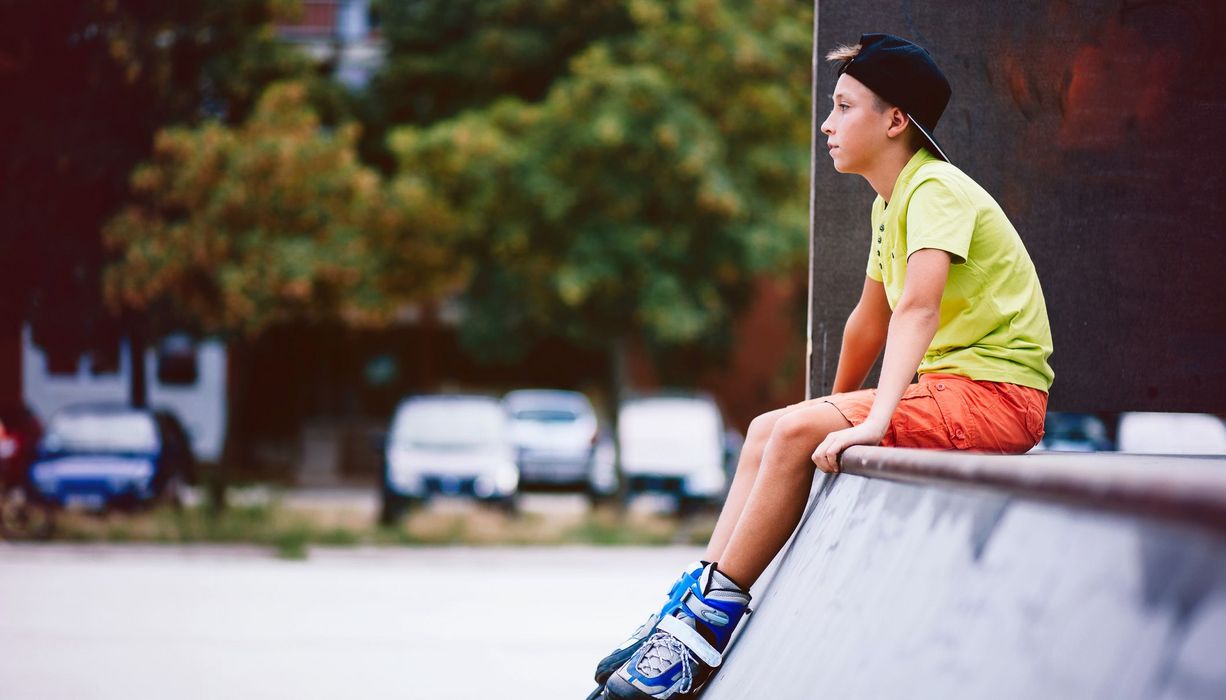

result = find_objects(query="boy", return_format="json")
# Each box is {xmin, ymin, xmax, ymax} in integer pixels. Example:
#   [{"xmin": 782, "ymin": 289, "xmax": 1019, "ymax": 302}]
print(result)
[{"xmin": 594, "ymin": 33, "xmax": 1054, "ymax": 700}]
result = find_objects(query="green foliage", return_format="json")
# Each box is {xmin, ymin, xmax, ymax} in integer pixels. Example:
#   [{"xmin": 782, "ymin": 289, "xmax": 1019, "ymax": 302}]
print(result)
[
  {"xmin": 388, "ymin": 0, "xmax": 812, "ymax": 362},
  {"xmin": 103, "ymin": 82, "xmax": 466, "ymax": 336},
  {"xmin": 357, "ymin": 0, "xmax": 634, "ymax": 172},
  {"xmin": 37, "ymin": 0, "xmax": 813, "ymax": 387},
  {"xmin": 370, "ymin": 0, "xmax": 634, "ymax": 125}
]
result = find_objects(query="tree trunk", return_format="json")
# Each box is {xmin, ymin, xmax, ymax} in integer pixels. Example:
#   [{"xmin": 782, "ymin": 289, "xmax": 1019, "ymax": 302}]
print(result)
[
  {"xmin": 213, "ymin": 336, "xmax": 252, "ymax": 514},
  {"xmin": 0, "ymin": 299, "xmax": 21, "ymax": 405},
  {"xmin": 609, "ymin": 335, "xmax": 630, "ymax": 512},
  {"xmin": 420, "ymin": 302, "xmax": 437, "ymax": 391},
  {"xmin": 128, "ymin": 321, "xmax": 148, "ymax": 409}
]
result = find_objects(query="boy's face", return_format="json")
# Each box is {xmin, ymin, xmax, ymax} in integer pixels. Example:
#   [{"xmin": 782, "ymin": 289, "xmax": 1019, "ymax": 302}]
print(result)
[{"xmin": 820, "ymin": 74, "xmax": 895, "ymax": 175}]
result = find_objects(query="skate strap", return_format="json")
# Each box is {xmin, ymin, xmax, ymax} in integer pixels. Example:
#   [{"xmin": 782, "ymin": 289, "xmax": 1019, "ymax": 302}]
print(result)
[{"xmin": 658, "ymin": 614, "xmax": 722, "ymax": 668}]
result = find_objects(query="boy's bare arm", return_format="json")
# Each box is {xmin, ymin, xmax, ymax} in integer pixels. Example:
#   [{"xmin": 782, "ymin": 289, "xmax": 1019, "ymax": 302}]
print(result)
[
  {"xmin": 863, "ymin": 248, "xmax": 950, "ymax": 428},
  {"xmin": 812, "ymin": 248, "xmax": 951, "ymax": 472},
  {"xmin": 831, "ymin": 276, "xmax": 891, "ymax": 394}
]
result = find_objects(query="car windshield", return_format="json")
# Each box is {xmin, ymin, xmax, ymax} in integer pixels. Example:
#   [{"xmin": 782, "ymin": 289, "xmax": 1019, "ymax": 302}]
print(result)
[
  {"xmin": 513, "ymin": 409, "xmax": 578, "ymax": 423},
  {"xmin": 43, "ymin": 412, "xmax": 158, "ymax": 454},
  {"xmin": 392, "ymin": 399, "xmax": 507, "ymax": 449}
]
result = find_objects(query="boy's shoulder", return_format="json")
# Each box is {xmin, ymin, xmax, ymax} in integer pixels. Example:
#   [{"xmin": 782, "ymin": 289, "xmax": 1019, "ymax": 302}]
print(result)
[
  {"xmin": 905, "ymin": 157, "xmax": 982, "ymax": 208},
  {"xmin": 911, "ymin": 157, "xmax": 967, "ymax": 187}
]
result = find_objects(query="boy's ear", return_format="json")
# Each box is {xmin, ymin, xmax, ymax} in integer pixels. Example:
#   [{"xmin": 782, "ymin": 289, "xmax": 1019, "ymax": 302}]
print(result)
[{"xmin": 886, "ymin": 107, "xmax": 910, "ymax": 139}]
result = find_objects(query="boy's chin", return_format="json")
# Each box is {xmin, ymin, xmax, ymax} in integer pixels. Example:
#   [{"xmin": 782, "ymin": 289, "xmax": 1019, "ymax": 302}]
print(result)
[{"xmin": 828, "ymin": 152, "xmax": 855, "ymax": 174}]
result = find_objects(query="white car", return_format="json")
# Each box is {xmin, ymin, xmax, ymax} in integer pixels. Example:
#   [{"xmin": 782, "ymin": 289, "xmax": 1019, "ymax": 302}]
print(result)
[
  {"xmin": 617, "ymin": 394, "xmax": 729, "ymax": 507},
  {"xmin": 504, "ymin": 389, "xmax": 615, "ymax": 499},
  {"xmin": 381, "ymin": 395, "xmax": 518, "ymax": 523},
  {"xmin": 1117, "ymin": 412, "xmax": 1226, "ymax": 455}
]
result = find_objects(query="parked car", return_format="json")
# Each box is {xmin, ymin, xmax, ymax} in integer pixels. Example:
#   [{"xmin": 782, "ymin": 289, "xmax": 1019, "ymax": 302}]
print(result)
[
  {"xmin": 504, "ymin": 389, "xmax": 615, "ymax": 500},
  {"xmin": 0, "ymin": 402, "xmax": 53, "ymax": 539},
  {"xmin": 381, "ymin": 394, "xmax": 519, "ymax": 524},
  {"xmin": 1035, "ymin": 412, "xmax": 1113, "ymax": 452},
  {"xmin": 1117, "ymin": 412, "xmax": 1226, "ymax": 455},
  {"xmin": 28, "ymin": 403, "xmax": 195, "ymax": 512},
  {"xmin": 617, "ymin": 393, "xmax": 729, "ymax": 511}
]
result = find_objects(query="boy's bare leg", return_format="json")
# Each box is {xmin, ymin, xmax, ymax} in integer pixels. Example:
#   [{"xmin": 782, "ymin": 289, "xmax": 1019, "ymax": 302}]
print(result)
[
  {"xmin": 715, "ymin": 402, "xmax": 851, "ymax": 589},
  {"xmin": 703, "ymin": 397, "xmax": 844, "ymax": 563}
]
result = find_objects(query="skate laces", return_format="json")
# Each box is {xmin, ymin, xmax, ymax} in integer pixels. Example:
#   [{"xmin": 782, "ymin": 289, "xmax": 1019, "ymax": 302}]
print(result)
[{"xmin": 636, "ymin": 628, "xmax": 696, "ymax": 694}]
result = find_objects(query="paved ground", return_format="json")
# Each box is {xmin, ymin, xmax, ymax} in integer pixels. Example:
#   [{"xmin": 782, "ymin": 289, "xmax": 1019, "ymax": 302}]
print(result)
[{"xmin": 0, "ymin": 543, "xmax": 704, "ymax": 699}]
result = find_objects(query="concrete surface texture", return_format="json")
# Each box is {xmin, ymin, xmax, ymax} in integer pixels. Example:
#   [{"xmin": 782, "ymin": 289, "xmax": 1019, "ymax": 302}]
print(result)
[
  {"xmin": 808, "ymin": 0, "xmax": 1226, "ymax": 412},
  {"xmin": 0, "ymin": 544, "xmax": 704, "ymax": 700},
  {"xmin": 704, "ymin": 473, "xmax": 1226, "ymax": 699}
]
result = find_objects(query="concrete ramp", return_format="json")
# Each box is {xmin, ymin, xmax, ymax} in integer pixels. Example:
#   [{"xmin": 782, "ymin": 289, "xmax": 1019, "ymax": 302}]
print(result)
[{"xmin": 705, "ymin": 448, "xmax": 1226, "ymax": 699}]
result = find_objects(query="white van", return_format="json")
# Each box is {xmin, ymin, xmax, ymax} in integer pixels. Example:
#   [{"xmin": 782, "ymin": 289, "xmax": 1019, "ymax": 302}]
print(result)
[{"xmin": 617, "ymin": 394, "xmax": 728, "ymax": 507}]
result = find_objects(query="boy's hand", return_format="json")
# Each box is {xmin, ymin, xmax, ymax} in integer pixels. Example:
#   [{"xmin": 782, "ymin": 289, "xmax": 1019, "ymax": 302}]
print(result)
[{"xmin": 811, "ymin": 419, "xmax": 888, "ymax": 473}]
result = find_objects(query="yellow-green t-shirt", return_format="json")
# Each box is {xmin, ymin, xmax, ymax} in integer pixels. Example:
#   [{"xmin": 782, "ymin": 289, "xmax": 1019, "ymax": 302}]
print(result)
[{"xmin": 866, "ymin": 148, "xmax": 1054, "ymax": 392}]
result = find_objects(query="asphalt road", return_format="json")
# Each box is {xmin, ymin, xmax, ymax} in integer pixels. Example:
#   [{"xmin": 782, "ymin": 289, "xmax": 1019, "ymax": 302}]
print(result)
[{"xmin": 0, "ymin": 543, "xmax": 705, "ymax": 699}]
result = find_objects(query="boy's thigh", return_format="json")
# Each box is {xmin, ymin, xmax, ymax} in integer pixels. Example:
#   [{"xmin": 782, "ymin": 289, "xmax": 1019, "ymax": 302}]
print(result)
[
  {"xmin": 821, "ymin": 384, "xmax": 956, "ymax": 449},
  {"xmin": 751, "ymin": 395, "xmax": 842, "ymax": 437},
  {"xmin": 770, "ymin": 400, "xmax": 853, "ymax": 445}
]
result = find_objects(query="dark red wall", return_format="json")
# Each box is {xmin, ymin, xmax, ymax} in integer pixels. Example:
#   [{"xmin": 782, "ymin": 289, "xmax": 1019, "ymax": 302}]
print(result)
[{"xmin": 809, "ymin": 0, "xmax": 1226, "ymax": 412}]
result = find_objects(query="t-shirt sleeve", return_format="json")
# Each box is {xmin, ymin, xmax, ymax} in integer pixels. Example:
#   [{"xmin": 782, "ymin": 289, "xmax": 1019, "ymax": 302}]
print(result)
[{"xmin": 905, "ymin": 179, "xmax": 975, "ymax": 264}]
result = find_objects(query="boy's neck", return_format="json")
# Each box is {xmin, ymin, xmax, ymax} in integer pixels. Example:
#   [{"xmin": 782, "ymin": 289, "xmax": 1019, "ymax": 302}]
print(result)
[{"xmin": 863, "ymin": 146, "xmax": 921, "ymax": 205}]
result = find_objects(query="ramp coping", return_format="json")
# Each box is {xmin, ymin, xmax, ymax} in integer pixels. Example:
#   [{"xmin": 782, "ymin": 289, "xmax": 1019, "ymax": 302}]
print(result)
[{"xmin": 838, "ymin": 446, "xmax": 1226, "ymax": 533}]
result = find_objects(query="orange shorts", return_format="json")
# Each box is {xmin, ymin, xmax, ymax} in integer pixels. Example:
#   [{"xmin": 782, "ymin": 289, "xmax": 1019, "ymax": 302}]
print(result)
[{"xmin": 822, "ymin": 373, "xmax": 1047, "ymax": 454}]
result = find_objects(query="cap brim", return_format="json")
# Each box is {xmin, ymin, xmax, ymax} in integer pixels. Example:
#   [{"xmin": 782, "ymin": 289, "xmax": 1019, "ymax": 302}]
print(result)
[{"xmin": 907, "ymin": 114, "xmax": 950, "ymax": 163}]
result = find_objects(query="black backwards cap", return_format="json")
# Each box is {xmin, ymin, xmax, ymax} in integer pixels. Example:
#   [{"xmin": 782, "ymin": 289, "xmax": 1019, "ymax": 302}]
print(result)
[{"xmin": 840, "ymin": 33, "xmax": 952, "ymax": 162}]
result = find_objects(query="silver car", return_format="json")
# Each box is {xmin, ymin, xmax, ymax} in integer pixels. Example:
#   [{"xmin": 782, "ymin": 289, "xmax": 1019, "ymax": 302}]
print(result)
[
  {"xmin": 381, "ymin": 395, "xmax": 518, "ymax": 523},
  {"xmin": 504, "ymin": 390, "xmax": 615, "ymax": 499}
]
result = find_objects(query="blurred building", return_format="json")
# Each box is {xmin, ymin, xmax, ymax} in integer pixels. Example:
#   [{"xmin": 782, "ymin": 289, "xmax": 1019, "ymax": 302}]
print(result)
[{"xmin": 276, "ymin": 0, "xmax": 384, "ymax": 89}]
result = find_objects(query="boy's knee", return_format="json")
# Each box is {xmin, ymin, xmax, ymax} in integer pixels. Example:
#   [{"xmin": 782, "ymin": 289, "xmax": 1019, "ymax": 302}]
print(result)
[
  {"xmin": 746, "ymin": 412, "xmax": 778, "ymax": 442},
  {"xmin": 770, "ymin": 412, "xmax": 818, "ymax": 446}
]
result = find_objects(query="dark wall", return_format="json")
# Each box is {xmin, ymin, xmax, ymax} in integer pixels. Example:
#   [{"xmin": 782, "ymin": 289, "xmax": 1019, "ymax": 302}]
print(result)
[{"xmin": 808, "ymin": 0, "xmax": 1226, "ymax": 412}]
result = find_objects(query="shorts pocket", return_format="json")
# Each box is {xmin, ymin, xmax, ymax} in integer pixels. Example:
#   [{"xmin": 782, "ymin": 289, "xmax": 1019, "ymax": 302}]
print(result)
[
  {"xmin": 928, "ymin": 380, "xmax": 980, "ymax": 450},
  {"xmin": 1025, "ymin": 403, "xmax": 1046, "ymax": 442},
  {"xmin": 888, "ymin": 384, "xmax": 955, "ymax": 449}
]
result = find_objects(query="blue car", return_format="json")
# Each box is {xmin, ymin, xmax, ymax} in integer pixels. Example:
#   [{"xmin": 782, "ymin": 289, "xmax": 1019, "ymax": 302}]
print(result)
[{"xmin": 30, "ymin": 404, "xmax": 196, "ymax": 511}]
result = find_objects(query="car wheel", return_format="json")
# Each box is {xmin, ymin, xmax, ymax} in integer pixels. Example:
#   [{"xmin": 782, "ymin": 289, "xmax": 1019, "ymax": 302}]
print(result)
[
  {"xmin": 676, "ymin": 495, "xmax": 710, "ymax": 519},
  {"xmin": 617, "ymin": 487, "xmax": 635, "ymax": 512},
  {"xmin": 493, "ymin": 493, "xmax": 520, "ymax": 517},
  {"xmin": 0, "ymin": 486, "xmax": 56, "ymax": 541},
  {"xmin": 585, "ymin": 484, "xmax": 614, "ymax": 510}
]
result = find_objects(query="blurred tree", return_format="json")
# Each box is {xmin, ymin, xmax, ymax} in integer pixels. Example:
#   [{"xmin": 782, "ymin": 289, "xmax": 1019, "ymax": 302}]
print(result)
[
  {"xmin": 359, "ymin": 0, "xmax": 635, "ymax": 171},
  {"xmin": 389, "ymin": 0, "xmax": 812, "ymax": 387},
  {"xmin": 104, "ymin": 81, "xmax": 466, "ymax": 508},
  {"xmin": 0, "ymin": 0, "xmax": 311, "ymax": 404}
]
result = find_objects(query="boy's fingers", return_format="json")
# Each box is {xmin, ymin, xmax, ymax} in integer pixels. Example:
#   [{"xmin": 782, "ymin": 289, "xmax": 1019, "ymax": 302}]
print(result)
[
  {"xmin": 812, "ymin": 436, "xmax": 840, "ymax": 473},
  {"xmin": 811, "ymin": 444, "xmax": 825, "ymax": 470}
]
